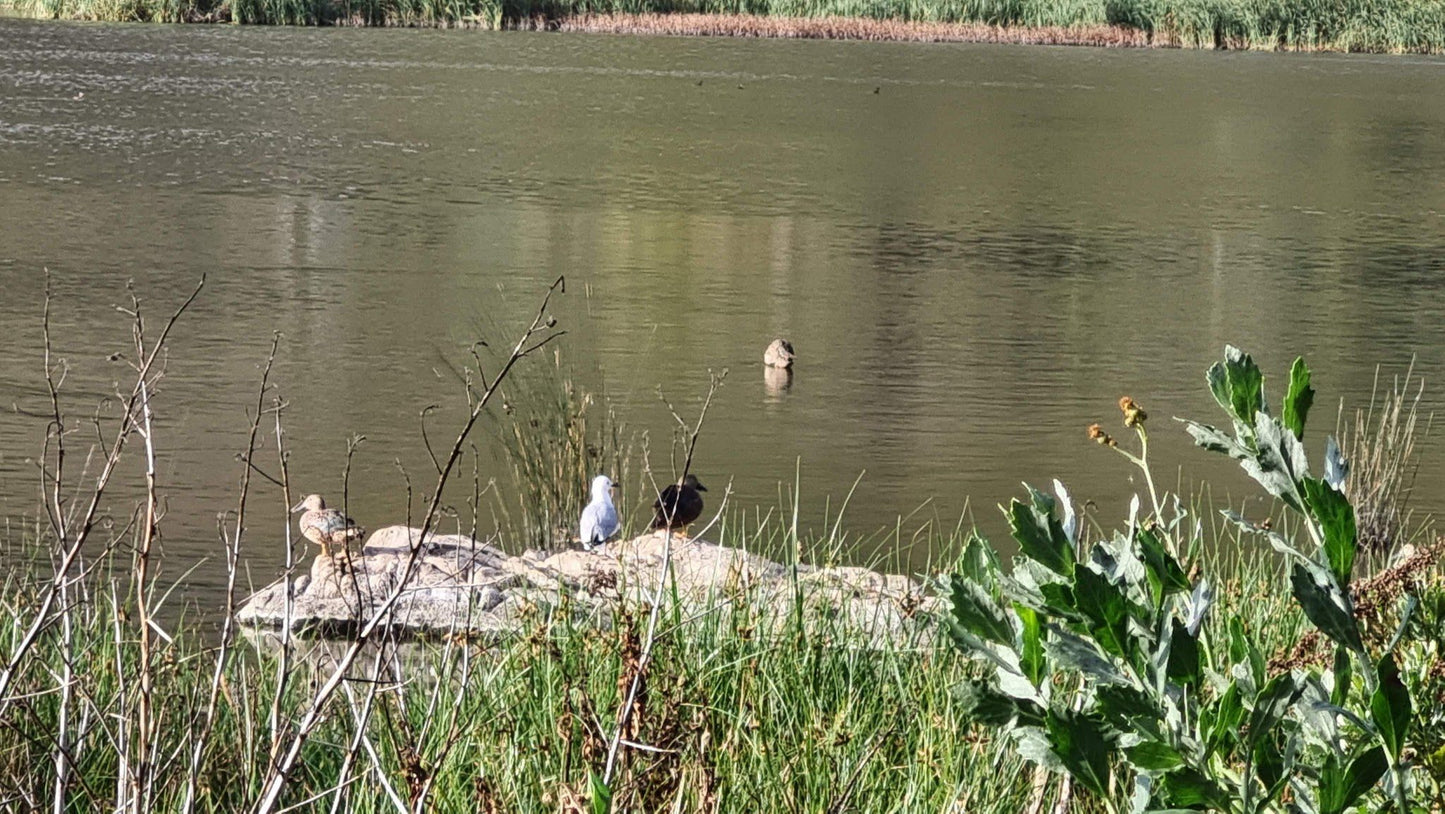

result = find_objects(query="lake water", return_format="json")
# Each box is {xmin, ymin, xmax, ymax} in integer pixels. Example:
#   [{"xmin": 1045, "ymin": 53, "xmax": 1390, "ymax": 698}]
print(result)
[{"xmin": 3, "ymin": 19, "xmax": 1445, "ymax": 605}]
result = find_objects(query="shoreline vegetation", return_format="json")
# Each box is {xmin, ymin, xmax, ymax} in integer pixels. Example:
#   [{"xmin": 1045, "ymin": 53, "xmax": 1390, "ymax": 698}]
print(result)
[
  {"xmin": 5, "ymin": 0, "xmax": 1445, "ymax": 53},
  {"xmin": 4, "ymin": 278, "xmax": 1445, "ymax": 810}
]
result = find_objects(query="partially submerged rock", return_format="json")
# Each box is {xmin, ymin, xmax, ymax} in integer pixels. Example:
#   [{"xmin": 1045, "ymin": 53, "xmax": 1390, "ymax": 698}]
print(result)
[{"xmin": 236, "ymin": 525, "xmax": 937, "ymax": 645}]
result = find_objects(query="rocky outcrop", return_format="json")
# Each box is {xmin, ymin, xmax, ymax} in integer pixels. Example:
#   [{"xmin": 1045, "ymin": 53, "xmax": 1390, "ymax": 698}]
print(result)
[{"xmin": 236, "ymin": 526, "xmax": 937, "ymax": 645}]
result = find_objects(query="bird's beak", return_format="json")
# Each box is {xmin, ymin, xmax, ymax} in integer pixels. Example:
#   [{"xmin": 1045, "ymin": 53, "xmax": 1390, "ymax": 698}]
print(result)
[
  {"xmin": 697, "ymin": 484, "xmax": 708, "ymax": 492},
  {"xmin": 290, "ymin": 500, "xmax": 305, "ymax": 513}
]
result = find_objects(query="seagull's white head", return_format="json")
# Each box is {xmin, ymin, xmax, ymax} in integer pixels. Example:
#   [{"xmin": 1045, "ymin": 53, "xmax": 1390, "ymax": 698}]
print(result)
[{"xmin": 590, "ymin": 475, "xmax": 614, "ymax": 503}]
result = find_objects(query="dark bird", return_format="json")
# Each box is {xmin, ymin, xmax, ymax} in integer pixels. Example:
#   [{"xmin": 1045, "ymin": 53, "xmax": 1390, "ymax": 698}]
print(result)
[
  {"xmin": 651, "ymin": 475, "xmax": 707, "ymax": 533},
  {"xmin": 292, "ymin": 494, "xmax": 365, "ymax": 554}
]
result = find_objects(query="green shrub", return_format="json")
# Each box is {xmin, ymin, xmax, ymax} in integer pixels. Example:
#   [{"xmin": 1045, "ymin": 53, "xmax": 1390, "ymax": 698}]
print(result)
[{"xmin": 944, "ymin": 347, "xmax": 1420, "ymax": 811}]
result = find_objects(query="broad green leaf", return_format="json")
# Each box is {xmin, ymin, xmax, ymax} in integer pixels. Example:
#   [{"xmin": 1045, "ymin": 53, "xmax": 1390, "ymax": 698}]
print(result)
[
  {"xmin": 948, "ymin": 628, "xmax": 1040, "ymax": 702},
  {"xmin": 1370, "ymin": 653, "xmax": 1410, "ymax": 762},
  {"xmin": 1224, "ymin": 616, "xmax": 1266, "ymax": 694},
  {"xmin": 958, "ymin": 533, "xmax": 1002, "ymax": 589},
  {"xmin": 589, "ymin": 770, "xmax": 612, "ymax": 814},
  {"xmin": 1046, "ymin": 709, "xmax": 1115, "ymax": 798},
  {"xmin": 1282, "ymin": 356, "xmax": 1314, "ymax": 440},
  {"xmin": 1097, "ymin": 684, "xmax": 1164, "ymax": 741},
  {"xmin": 956, "ymin": 679, "xmax": 1023, "ymax": 727},
  {"xmin": 1000, "ymin": 560, "xmax": 1052, "ymax": 611},
  {"xmin": 1331, "ymin": 646, "xmax": 1352, "ymax": 709},
  {"xmin": 1318, "ymin": 747, "xmax": 1387, "ymax": 814},
  {"xmin": 1011, "ymin": 726, "xmax": 1065, "ymax": 773},
  {"xmin": 1203, "ymin": 683, "xmax": 1245, "ymax": 760},
  {"xmin": 1181, "ymin": 418, "xmax": 1250, "ymax": 460},
  {"xmin": 1165, "ymin": 619, "xmax": 1202, "ymax": 688},
  {"xmin": 1252, "ymin": 730, "xmax": 1289, "ymax": 805},
  {"xmin": 1157, "ymin": 766, "xmax": 1232, "ymax": 810},
  {"xmin": 1299, "ymin": 675, "xmax": 1341, "ymax": 746},
  {"xmin": 1091, "ymin": 535, "xmax": 1147, "ymax": 591},
  {"xmin": 1183, "ymin": 579, "xmax": 1213, "ymax": 637},
  {"xmin": 1038, "ymin": 582, "xmax": 1082, "ymax": 622},
  {"xmin": 1126, "ymin": 741, "xmax": 1185, "ymax": 771},
  {"xmin": 1290, "ymin": 562, "xmax": 1365, "ymax": 654},
  {"xmin": 1016, "ymin": 604, "xmax": 1047, "ymax": 686},
  {"xmin": 1210, "ymin": 345, "xmax": 1266, "ymax": 429},
  {"xmin": 1218, "ymin": 508, "xmax": 1303, "ymax": 565},
  {"xmin": 1206, "ymin": 357, "xmax": 1233, "ymax": 419},
  {"xmin": 1301, "ymin": 476, "xmax": 1357, "ymax": 587},
  {"xmin": 1243, "ymin": 412, "xmax": 1308, "ymax": 511},
  {"xmin": 1044, "ymin": 625, "xmax": 1129, "ymax": 687},
  {"xmin": 945, "ymin": 575, "xmax": 1015, "ymax": 647},
  {"xmin": 1247, "ymin": 674, "xmax": 1301, "ymax": 748},
  {"xmin": 1073, "ymin": 567, "xmax": 1132, "ymax": 660},
  {"xmin": 1137, "ymin": 526, "xmax": 1191, "ymax": 604},
  {"xmin": 1006, "ymin": 488, "xmax": 1074, "ymax": 578}
]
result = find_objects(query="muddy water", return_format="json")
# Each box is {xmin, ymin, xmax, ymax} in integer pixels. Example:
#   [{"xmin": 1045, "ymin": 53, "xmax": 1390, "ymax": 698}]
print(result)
[{"xmin": 3, "ymin": 19, "xmax": 1445, "ymax": 608}]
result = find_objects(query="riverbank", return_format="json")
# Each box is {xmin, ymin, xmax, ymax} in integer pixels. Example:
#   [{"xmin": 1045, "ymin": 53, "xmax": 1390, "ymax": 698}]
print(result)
[
  {"xmin": 4, "ymin": 273, "xmax": 1445, "ymax": 809},
  {"xmin": 4, "ymin": 0, "xmax": 1445, "ymax": 53}
]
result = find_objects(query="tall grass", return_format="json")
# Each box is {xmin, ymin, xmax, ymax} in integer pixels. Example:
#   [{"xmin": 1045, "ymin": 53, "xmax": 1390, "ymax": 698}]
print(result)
[
  {"xmin": 2, "ymin": 280, "xmax": 1440, "ymax": 811},
  {"xmin": 5, "ymin": 0, "xmax": 1445, "ymax": 53},
  {"xmin": 493, "ymin": 357, "xmax": 637, "ymax": 549},
  {"xmin": 0, "ymin": 528, "xmax": 1042, "ymax": 811},
  {"xmin": 0, "ymin": 488, "xmax": 1321, "ymax": 811},
  {"xmin": 1341, "ymin": 362, "xmax": 1433, "ymax": 560}
]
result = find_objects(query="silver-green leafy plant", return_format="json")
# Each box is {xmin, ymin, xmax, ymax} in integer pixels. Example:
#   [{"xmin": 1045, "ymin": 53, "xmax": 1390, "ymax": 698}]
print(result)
[{"xmin": 944, "ymin": 346, "xmax": 1414, "ymax": 812}]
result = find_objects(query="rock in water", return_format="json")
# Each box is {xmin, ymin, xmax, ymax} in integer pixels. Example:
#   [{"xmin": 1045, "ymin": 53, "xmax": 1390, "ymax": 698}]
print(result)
[{"xmin": 763, "ymin": 338, "xmax": 795, "ymax": 369}]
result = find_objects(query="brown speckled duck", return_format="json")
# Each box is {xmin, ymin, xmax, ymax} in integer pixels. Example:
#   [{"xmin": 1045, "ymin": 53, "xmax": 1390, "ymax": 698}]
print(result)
[{"xmin": 292, "ymin": 494, "xmax": 365, "ymax": 555}]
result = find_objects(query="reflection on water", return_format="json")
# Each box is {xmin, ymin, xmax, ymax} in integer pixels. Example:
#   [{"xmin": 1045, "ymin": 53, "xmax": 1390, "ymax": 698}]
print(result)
[
  {"xmin": 763, "ymin": 366, "xmax": 793, "ymax": 400},
  {"xmin": 2, "ymin": 20, "xmax": 1445, "ymax": 610}
]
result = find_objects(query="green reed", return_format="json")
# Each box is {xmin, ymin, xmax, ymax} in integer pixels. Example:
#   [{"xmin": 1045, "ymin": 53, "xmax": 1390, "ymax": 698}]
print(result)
[{"xmin": 0, "ymin": 510, "xmax": 1040, "ymax": 811}]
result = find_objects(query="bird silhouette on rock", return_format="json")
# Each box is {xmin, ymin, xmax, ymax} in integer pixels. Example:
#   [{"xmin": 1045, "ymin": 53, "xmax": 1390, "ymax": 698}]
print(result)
[
  {"xmin": 651, "ymin": 475, "xmax": 707, "ymax": 535},
  {"xmin": 579, "ymin": 474, "xmax": 620, "ymax": 551}
]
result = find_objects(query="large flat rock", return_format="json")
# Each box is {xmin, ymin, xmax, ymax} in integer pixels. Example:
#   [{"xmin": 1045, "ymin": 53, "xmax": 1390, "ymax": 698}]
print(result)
[{"xmin": 237, "ymin": 526, "xmax": 937, "ymax": 644}]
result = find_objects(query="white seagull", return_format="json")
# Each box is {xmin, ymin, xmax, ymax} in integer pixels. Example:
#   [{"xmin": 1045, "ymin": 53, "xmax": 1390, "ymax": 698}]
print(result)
[{"xmin": 579, "ymin": 474, "xmax": 620, "ymax": 551}]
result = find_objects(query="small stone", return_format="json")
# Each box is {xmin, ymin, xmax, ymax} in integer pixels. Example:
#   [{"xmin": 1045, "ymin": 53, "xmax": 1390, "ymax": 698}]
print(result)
[{"xmin": 763, "ymin": 338, "xmax": 795, "ymax": 369}]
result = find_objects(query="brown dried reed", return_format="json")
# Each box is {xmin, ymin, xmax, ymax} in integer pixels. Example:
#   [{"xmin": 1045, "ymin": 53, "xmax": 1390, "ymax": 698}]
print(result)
[
  {"xmin": 515, "ymin": 12, "xmax": 1167, "ymax": 47},
  {"xmin": 1341, "ymin": 363, "xmax": 1432, "ymax": 558}
]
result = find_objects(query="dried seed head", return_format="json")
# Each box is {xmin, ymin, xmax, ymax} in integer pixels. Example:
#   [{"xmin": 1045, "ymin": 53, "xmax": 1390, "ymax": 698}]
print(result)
[
  {"xmin": 1087, "ymin": 423, "xmax": 1117, "ymax": 447},
  {"xmin": 1119, "ymin": 396, "xmax": 1148, "ymax": 427}
]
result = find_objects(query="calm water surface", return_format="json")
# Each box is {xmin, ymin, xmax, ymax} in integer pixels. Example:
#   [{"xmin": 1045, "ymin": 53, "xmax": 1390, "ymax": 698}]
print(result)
[{"xmin": 2, "ymin": 19, "xmax": 1445, "ymax": 605}]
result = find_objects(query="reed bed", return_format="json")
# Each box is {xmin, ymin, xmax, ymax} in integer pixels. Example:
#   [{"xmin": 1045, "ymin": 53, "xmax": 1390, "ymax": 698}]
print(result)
[
  {"xmin": 0, "ymin": 533, "xmax": 1044, "ymax": 812},
  {"xmin": 7, "ymin": 0, "xmax": 1445, "ymax": 53},
  {"xmin": 532, "ymin": 12, "xmax": 1157, "ymax": 45}
]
